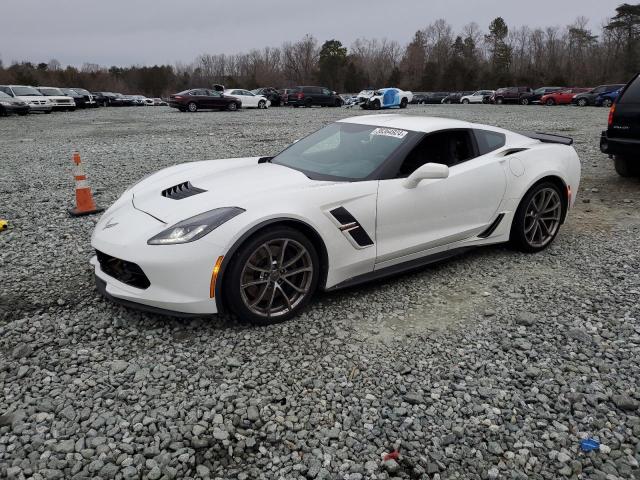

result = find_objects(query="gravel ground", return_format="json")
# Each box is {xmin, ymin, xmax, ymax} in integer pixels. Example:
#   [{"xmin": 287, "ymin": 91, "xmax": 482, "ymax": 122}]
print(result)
[{"xmin": 1, "ymin": 104, "xmax": 639, "ymax": 480}]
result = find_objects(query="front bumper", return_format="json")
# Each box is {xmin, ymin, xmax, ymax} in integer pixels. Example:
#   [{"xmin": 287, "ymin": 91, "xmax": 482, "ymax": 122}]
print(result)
[
  {"xmin": 2, "ymin": 104, "xmax": 29, "ymax": 114},
  {"xmin": 600, "ymin": 130, "xmax": 640, "ymax": 157},
  {"xmin": 27, "ymin": 103, "xmax": 52, "ymax": 112},
  {"xmin": 91, "ymin": 205, "xmax": 224, "ymax": 315}
]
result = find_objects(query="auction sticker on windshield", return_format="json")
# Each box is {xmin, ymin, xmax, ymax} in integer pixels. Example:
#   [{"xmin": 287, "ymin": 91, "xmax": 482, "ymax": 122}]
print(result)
[{"xmin": 371, "ymin": 127, "xmax": 408, "ymax": 139}]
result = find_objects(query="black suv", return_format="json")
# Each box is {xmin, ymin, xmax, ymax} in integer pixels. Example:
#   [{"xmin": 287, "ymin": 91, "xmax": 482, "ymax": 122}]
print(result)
[
  {"xmin": 573, "ymin": 84, "xmax": 626, "ymax": 107},
  {"xmin": 600, "ymin": 74, "xmax": 640, "ymax": 177},
  {"xmin": 287, "ymin": 86, "xmax": 343, "ymax": 107}
]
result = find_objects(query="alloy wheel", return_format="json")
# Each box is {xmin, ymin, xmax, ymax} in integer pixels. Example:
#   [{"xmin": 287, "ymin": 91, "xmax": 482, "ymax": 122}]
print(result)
[
  {"xmin": 239, "ymin": 239, "xmax": 313, "ymax": 318},
  {"xmin": 524, "ymin": 188, "xmax": 562, "ymax": 248}
]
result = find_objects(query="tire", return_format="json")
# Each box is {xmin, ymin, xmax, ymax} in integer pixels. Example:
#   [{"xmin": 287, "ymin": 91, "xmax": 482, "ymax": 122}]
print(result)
[
  {"xmin": 227, "ymin": 102, "xmax": 238, "ymax": 111},
  {"xmin": 258, "ymin": 100, "xmax": 266, "ymax": 109},
  {"xmin": 614, "ymin": 156, "xmax": 640, "ymax": 177},
  {"xmin": 496, "ymin": 97, "xmax": 504, "ymax": 105},
  {"xmin": 44, "ymin": 110, "xmax": 52, "ymax": 114},
  {"xmin": 334, "ymin": 99, "xmax": 342, "ymax": 107},
  {"xmin": 462, "ymin": 99, "xmax": 470, "ymax": 104},
  {"xmin": 602, "ymin": 99, "xmax": 613, "ymax": 108},
  {"xmin": 178, "ymin": 107, "xmax": 187, "ymax": 112},
  {"xmin": 545, "ymin": 99, "xmax": 556, "ymax": 106},
  {"xmin": 577, "ymin": 98, "xmax": 588, "ymax": 107},
  {"xmin": 187, "ymin": 102, "xmax": 198, "ymax": 112},
  {"xmin": 305, "ymin": 99, "xmax": 313, "ymax": 108},
  {"xmin": 371, "ymin": 100, "xmax": 381, "ymax": 110},
  {"xmin": 520, "ymin": 97, "xmax": 530, "ymax": 105},
  {"xmin": 400, "ymin": 98, "xmax": 408, "ymax": 109},
  {"xmin": 225, "ymin": 227, "xmax": 320, "ymax": 325},
  {"xmin": 510, "ymin": 181, "xmax": 564, "ymax": 253}
]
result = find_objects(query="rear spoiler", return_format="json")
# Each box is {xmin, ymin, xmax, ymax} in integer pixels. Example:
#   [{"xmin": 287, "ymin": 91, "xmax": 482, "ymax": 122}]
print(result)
[{"xmin": 518, "ymin": 131, "xmax": 573, "ymax": 146}]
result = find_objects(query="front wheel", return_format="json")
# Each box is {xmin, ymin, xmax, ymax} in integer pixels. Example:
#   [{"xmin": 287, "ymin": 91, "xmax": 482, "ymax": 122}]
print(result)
[
  {"xmin": 462, "ymin": 99, "xmax": 470, "ymax": 104},
  {"xmin": 614, "ymin": 156, "xmax": 640, "ymax": 177},
  {"xmin": 371, "ymin": 100, "xmax": 381, "ymax": 110},
  {"xmin": 510, "ymin": 182, "xmax": 564, "ymax": 253},
  {"xmin": 602, "ymin": 99, "xmax": 613, "ymax": 108},
  {"xmin": 577, "ymin": 98, "xmax": 588, "ymax": 107},
  {"xmin": 258, "ymin": 100, "xmax": 267, "ymax": 109},
  {"xmin": 545, "ymin": 99, "xmax": 555, "ymax": 106},
  {"xmin": 495, "ymin": 97, "xmax": 504, "ymax": 105},
  {"xmin": 225, "ymin": 227, "xmax": 319, "ymax": 325},
  {"xmin": 400, "ymin": 98, "xmax": 408, "ymax": 109},
  {"xmin": 520, "ymin": 97, "xmax": 530, "ymax": 105},
  {"xmin": 187, "ymin": 102, "xmax": 198, "ymax": 112}
]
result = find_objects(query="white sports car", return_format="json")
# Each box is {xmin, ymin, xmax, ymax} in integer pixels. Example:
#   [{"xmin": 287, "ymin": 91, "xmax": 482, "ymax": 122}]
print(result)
[
  {"xmin": 91, "ymin": 115, "xmax": 581, "ymax": 324},
  {"xmin": 223, "ymin": 89, "xmax": 270, "ymax": 109}
]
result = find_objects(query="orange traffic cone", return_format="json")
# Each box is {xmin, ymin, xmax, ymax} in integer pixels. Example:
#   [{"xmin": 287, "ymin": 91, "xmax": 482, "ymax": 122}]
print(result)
[{"xmin": 68, "ymin": 151, "xmax": 103, "ymax": 217}]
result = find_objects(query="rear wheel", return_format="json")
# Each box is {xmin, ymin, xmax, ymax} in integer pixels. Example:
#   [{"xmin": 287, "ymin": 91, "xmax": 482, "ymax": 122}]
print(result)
[
  {"xmin": 614, "ymin": 156, "xmax": 640, "ymax": 177},
  {"xmin": 225, "ymin": 227, "xmax": 319, "ymax": 325},
  {"xmin": 305, "ymin": 99, "xmax": 313, "ymax": 108},
  {"xmin": 227, "ymin": 102, "xmax": 238, "ymax": 111},
  {"xmin": 510, "ymin": 182, "xmax": 564, "ymax": 253},
  {"xmin": 520, "ymin": 97, "xmax": 530, "ymax": 105},
  {"xmin": 496, "ymin": 97, "xmax": 504, "ymax": 105},
  {"xmin": 44, "ymin": 110, "xmax": 52, "ymax": 114},
  {"xmin": 400, "ymin": 98, "xmax": 408, "ymax": 109},
  {"xmin": 187, "ymin": 102, "xmax": 198, "ymax": 112}
]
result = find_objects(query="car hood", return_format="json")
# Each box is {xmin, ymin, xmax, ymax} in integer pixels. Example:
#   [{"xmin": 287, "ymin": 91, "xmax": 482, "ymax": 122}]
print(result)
[{"xmin": 130, "ymin": 157, "xmax": 330, "ymax": 224}]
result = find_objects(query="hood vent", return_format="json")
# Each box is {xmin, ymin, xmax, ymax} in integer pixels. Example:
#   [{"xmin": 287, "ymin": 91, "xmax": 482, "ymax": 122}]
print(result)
[{"xmin": 161, "ymin": 181, "xmax": 206, "ymax": 200}]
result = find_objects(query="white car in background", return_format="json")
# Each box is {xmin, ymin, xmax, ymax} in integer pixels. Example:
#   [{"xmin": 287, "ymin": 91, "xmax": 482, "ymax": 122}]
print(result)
[
  {"xmin": 0, "ymin": 85, "xmax": 53, "ymax": 113},
  {"xmin": 91, "ymin": 114, "xmax": 580, "ymax": 324},
  {"xmin": 224, "ymin": 89, "xmax": 270, "ymax": 109},
  {"xmin": 37, "ymin": 87, "xmax": 76, "ymax": 111},
  {"xmin": 460, "ymin": 90, "xmax": 495, "ymax": 104}
]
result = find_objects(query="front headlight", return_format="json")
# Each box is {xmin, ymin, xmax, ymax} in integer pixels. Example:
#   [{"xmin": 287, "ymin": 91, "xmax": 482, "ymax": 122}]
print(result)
[
  {"xmin": 0, "ymin": 101, "xmax": 11, "ymax": 106},
  {"xmin": 147, "ymin": 207, "xmax": 245, "ymax": 245}
]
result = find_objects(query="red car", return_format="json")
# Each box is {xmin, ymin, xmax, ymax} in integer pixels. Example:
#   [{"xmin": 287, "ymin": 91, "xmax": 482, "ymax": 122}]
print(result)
[{"xmin": 540, "ymin": 88, "xmax": 592, "ymax": 106}]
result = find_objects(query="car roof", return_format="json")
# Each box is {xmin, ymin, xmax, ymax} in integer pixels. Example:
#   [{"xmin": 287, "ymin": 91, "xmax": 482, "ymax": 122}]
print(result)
[{"xmin": 338, "ymin": 114, "xmax": 474, "ymax": 133}]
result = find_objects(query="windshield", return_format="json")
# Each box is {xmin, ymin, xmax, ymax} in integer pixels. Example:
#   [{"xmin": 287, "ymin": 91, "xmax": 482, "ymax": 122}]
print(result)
[
  {"xmin": 61, "ymin": 89, "xmax": 78, "ymax": 95},
  {"xmin": 73, "ymin": 88, "xmax": 89, "ymax": 95},
  {"xmin": 13, "ymin": 86, "xmax": 42, "ymax": 96},
  {"xmin": 272, "ymin": 122, "xmax": 415, "ymax": 181},
  {"xmin": 0, "ymin": 91, "xmax": 11, "ymax": 98},
  {"xmin": 39, "ymin": 88, "xmax": 63, "ymax": 96}
]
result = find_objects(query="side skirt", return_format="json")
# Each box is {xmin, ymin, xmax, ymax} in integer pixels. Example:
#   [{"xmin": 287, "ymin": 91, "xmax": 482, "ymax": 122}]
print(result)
[{"xmin": 325, "ymin": 247, "xmax": 473, "ymax": 292}]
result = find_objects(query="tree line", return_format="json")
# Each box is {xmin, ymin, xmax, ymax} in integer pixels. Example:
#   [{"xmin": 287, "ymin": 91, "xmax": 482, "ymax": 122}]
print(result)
[{"xmin": 1, "ymin": 4, "xmax": 638, "ymax": 96}]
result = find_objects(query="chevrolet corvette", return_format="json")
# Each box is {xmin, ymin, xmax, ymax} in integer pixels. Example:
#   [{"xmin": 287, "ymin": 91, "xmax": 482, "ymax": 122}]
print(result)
[{"xmin": 91, "ymin": 115, "xmax": 581, "ymax": 324}]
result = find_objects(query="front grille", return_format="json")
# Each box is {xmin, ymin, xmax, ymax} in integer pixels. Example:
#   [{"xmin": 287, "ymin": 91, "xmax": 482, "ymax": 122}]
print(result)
[
  {"xmin": 161, "ymin": 181, "xmax": 206, "ymax": 200},
  {"xmin": 96, "ymin": 250, "xmax": 150, "ymax": 289}
]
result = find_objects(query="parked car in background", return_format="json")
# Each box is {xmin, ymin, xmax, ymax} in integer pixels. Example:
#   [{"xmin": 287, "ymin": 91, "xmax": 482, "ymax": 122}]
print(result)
[
  {"xmin": 0, "ymin": 91, "xmax": 29, "ymax": 116},
  {"xmin": 411, "ymin": 94, "xmax": 426, "ymax": 104},
  {"xmin": 59, "ymin": 88, "xmax": 88, "ymax": 108},
  {"xmin": 442, "ymin": 91, "xmax": 474, "ymax": 104},
  {"xmin": 600, "ymin": 74, "xmax": 640, "ymax": 177},
  {"xmin": 421, "ymin": 92, "xmax": 450, "ymax": 104},
  {"xmin": 360, "ymin": 87, "xmax": 412, "ymax": 109},
  {"xmin": 595, "ymin": 88, "xmax": 622, "ymax": 107},
  {"xmin": 92, "ymin": 92, "xmax": 113, "ymax": 106},
  {"xmin": 69, "ymin": 88, "xmax": 98, "ymax": 108},
  {"xmin": 572, "ymin": 84, "xmax": 626, "ymax": 107},
  {"xmin": 152, "ymin": 98, "xmax": 168, "ymax": 106},
  {"xmin": 0, "ymin": 85, "xmax": 53, "ymax": 113},
  {"xmin": 108, "ymin": 93, "xmax": 134, "ymax": 106},
  {"xmin": 169, "ymin": 88, "xmax": 241, "ymax": 112},
  {"xmin": 251, "ymin": 87, "xmax": 282, "ymax": 106},
  {"xmin": 287, "ymin": 86, "xmax": 343, "ymax": 107},
  {"xmin": 278, "ymin": 88, "xmax": 295, "ymax": 105},
  {"xmin": 492, "ymin": 87, "xmax": 534, "ymax": 105},
  {"xmin": 528, "ymin": 87, "xmax": 564, "ymax": 104},
  {"xmin": 36, "ymin": 87, "xmax": 76, "ymax": 111},
  {"xmin": 460, "ymin": 90, "xmax": 495, "ymax": 104},
  {"xmin": 224, "ymin": 89, "xmax": 270, "ymax": 109},
  {"xmin": 130, "ymin": 95, "xmax": 154, "ymax": 106},
  {"xmin": 539, "ymin": 88, "xmax": 592, "ymax": 106}
]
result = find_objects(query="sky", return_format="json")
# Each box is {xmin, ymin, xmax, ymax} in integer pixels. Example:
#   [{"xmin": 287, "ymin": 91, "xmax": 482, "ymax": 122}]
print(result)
[{"xmin": 0, "ymin": 0, "xmax": 625, "ymax": 67}]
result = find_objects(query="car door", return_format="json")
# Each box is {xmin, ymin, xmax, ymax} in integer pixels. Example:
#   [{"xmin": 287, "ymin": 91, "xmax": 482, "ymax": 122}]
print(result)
[
  {"xmin": 205, "ymin": 90, "xmax": 224, "ymax": 109},
  {"xmin": 375, "ymin": 129, "xmax": 507, "ymax": 269},
  {"xmin": 242, "ymin": 90, "xmax": 259, "ymax": 107}
]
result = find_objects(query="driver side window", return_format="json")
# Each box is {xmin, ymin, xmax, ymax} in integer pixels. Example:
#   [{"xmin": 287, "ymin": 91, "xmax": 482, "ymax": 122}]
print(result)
[{"xmin": 396, "ymin": 129, "xmax": 476, "ymax": 178}]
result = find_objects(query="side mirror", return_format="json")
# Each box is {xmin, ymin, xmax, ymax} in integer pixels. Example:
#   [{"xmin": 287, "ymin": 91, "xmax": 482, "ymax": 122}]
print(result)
[{"xmin": 403, "ymin": 163, "xmax": 449, "ymax": 189}]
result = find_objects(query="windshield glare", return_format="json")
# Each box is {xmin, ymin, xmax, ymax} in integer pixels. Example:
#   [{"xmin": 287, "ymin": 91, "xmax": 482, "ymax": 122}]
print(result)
[
  {"xmin": 13, "ymin": 86, "xmax": 42, "ymax": 96},
  {"xmin": 272, "ymin": 122, "xmax": 414, "ymax": 181}
]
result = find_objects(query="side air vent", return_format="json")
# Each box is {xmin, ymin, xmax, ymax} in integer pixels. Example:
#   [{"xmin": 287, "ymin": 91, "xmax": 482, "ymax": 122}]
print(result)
[
  {"xmin": 478, "ymin": 213, "xmax": 505, "ymax": 238},
  {"xmin": 501, "ymin": 148, "xmax": 529, "ymax": 157},
  {"xmin": 329, "ymin": 207, "xmax": 374, "ymax": 248},
  {"xmin": 161, "ymin": 181, "xmax": 206, "ymax": 200}
]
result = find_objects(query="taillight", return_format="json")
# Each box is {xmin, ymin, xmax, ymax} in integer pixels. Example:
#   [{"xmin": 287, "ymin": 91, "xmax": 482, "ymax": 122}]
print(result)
[
  {"xmin": 297, "ymin": 92, "xmax": 304, "ymax": 100},
  {"xmin": 608, "ymin": 104, "xmax": 616, "ymax": 126}
]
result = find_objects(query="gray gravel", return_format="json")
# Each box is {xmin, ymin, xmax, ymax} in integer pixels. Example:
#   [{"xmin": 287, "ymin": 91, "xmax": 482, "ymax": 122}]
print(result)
[{"xmin": 1, "ymin": 104, "xmax": 639, "ymax": 479}]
